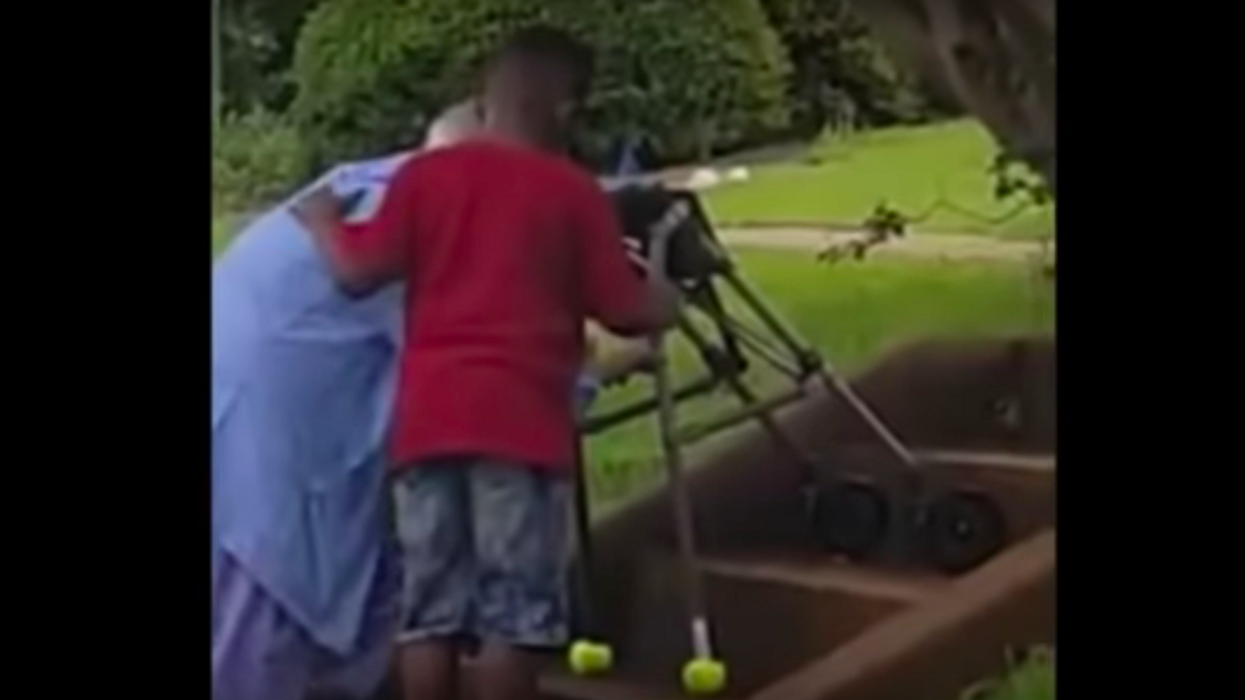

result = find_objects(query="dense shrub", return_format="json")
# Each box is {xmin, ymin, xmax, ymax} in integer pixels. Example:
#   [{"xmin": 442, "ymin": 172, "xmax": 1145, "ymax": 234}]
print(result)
[
  {"xmin": 291, "ymin": 0, "xmax": 792, "ymax": 167},
  {"xmin": 212, "ymin": 108, "xmax": 310, "ymax": 215},
  {"xmin": 760, "ymin": 0, "xmax": 943, "ymax": 136},
  {"xmin": 586, "ymin": 0, "xmax": 792, "ymax": 164},
  {"xmin": 218, "ymin": 0, "xmax": 325, "ymax": 113}
]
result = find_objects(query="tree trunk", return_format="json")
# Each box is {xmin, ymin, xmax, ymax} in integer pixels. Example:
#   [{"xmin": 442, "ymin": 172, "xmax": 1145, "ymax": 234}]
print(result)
[{"xmin": 848, "ymin": 0, "xmax": 1055, "ymax": 196}]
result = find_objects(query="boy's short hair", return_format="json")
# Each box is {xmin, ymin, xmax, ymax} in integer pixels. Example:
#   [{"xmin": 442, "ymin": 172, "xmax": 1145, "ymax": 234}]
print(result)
[{"xmin": 488, "ymin": 25, "xmax": 596, "ymax": 101}]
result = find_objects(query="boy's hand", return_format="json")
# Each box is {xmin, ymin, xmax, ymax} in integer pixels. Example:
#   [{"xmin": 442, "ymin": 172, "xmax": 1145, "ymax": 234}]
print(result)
[
  {"xmin": 591, "ymin": 341, "xmax": 656, "ymax": 386},
  {"xmin": 291, "ymin": 187, "xmax": 344, "ymax": 232},
  {"xmin": 646, "ymin": 276, "xmax": 683, "ymax": 331}
]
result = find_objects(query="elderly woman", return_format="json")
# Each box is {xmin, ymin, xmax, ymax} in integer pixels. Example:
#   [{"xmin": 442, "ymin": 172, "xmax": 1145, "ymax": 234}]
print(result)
[{"xmin": 212, "ymin": 102, "xmax": 478, "ymax": 700}]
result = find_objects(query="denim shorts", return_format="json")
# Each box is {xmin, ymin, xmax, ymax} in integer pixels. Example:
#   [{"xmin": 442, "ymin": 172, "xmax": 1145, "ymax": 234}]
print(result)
[{"xmin": 392, "ymin": 457, "xmax": 571, "ymax": 649}]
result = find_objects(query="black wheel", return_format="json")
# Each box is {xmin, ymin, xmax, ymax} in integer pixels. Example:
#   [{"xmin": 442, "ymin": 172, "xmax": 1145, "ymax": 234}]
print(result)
[
  {"xmin": 922, "ymin": 490, "xmax": 1007, "ymax": 573},
  {"xmin": 809, "ymin": 480, "xmax": 890, "ymax": 558}
]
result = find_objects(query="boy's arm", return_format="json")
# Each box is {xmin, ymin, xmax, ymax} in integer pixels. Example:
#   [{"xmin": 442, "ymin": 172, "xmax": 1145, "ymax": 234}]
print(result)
[
  {"xmin": 292, "ymin": 164, "xmax": 419, "ymax": 298},
  {"xmin": 587, "ymin": 340, "xmax": 655, "ymax": 385},
  {"xmin": 575, "ymin": 183, "xmax": 680, "ymax": 336},
  {"xmin": 576, "ymin": 341, "xmax": 654, "ymax": 420}
]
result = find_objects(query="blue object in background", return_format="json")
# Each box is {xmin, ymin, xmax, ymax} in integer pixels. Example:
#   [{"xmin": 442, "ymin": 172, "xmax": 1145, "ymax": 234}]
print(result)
[{"xmin": 614, "ymin": 135, "xmax": 643, "ymax": 177}]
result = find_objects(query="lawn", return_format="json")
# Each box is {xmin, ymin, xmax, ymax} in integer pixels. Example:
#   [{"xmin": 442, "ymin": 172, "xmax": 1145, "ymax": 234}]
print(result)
[
  {"xmin": 701, "ymin": 120, "xmax": 1054, "ymax": 240},
  {"xmin": 582, "ymin": 247, "xmax": 1055, "ymax": 507},
  {"xmin": 213, "ymin": 213, "xmax": 244, "ymax": 256}
]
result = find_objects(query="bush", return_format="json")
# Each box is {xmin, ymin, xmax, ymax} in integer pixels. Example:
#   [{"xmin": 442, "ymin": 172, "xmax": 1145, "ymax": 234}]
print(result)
[
  {"xmin": 760, "ymin": 0, "xmax": 942, "ymax": 136},
  {"xmin": 291, "ymin": 0, "xmax": 792, "ymax": 167},
  {"xmin": 586, "ymin": 0, "xmax": 792, "ymax": 164},
  {"xmin": 212, "ymin": 108, "xmax": 310, "ymax": 215}
]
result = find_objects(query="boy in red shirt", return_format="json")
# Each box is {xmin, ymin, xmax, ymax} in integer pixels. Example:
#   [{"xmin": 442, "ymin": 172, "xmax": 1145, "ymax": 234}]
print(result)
[{"xmin": 294, "ymin": 27, "xmax": 677, "ymax": 700}]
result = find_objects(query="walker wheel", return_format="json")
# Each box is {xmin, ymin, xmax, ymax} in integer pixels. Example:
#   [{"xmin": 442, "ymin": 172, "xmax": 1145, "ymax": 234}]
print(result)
[
  {"xmin": 922, "ymin": 490, "xmax": 1007, "ymax": 573},
  {"xmin": 809, "ymin": 480, "xmax": 889, "ymax": 558}
]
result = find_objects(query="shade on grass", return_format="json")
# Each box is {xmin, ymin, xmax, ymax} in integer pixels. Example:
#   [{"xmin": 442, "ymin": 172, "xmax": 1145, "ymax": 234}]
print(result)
[{"xmin": 702, "ymin": 120, "xmax": 1054, "ymax": 240}]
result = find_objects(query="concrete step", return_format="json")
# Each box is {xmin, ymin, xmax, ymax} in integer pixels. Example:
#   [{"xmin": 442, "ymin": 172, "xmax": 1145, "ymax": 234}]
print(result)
[
  {"xmin": 911, "ymin": 449, "xmax": 1055, "ymax": 472},
  {"xmin": 618, "ymin": 549, "xmax": 950, "ymax": 697},
  {"xmin": 696, "ymin": 551, "xmax": 950, "ymax": 605},
  {"xmin": 394, "ymin": 656, "xmax": 734, "ymax": 700},
  {"xmin": 540, "ymin": 668, "xmax": 737, "ymax": 700}
]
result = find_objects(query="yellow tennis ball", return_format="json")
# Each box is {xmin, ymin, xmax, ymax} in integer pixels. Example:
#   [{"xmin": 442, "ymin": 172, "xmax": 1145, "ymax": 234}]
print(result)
[
  {"xmin": 568, "ymin": 640, "xmax": 614, "ymax": 675},
  {"xmin": 682, "ymin": 657, "xmax": 727, "ymax": 695}
]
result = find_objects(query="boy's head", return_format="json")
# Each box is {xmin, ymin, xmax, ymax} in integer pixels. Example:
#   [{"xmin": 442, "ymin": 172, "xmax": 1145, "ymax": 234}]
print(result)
[{"xmin": 481, "ymin": 26, "xmax": 594, "ymax": 150}]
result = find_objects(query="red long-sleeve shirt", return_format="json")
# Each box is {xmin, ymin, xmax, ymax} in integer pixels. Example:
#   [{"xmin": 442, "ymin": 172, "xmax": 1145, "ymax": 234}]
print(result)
[{"xmin": 341, "ymin": 140, "xmax": 649, "ymax": 473}]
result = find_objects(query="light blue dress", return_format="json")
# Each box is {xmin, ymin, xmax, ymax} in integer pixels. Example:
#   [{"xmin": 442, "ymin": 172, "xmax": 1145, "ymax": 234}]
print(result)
[{"xmin": 212, "ymin": 152, "xmax": 413, "ymax": 654}]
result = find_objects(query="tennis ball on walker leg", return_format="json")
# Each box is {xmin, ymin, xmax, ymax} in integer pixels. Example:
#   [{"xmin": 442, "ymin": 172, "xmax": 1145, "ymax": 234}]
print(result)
[
  {"xmin": 682, "ymin": 657, "xmax": 727, "ymax": 695},
  {"xmin": 568, "ymin": 639, "xmax": 614, "ymax": 675}
]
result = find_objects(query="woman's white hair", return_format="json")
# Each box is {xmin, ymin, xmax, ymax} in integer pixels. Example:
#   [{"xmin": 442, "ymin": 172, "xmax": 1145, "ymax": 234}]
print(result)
[{"xmin": 423, "ymin": 100, "xmax": 482, "ymax": 149}]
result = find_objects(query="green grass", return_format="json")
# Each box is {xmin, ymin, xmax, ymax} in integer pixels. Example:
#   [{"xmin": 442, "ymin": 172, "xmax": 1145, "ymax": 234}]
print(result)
[
  {"xmin": 213, "ymin": 213, "xmax": 244, "ymax": 256},
  {"xmin": 960, "ymin": 649, "xmax": 1055, "ymax": 700},
  {"xmin": 702, "ymin": 120, "xmax": 1054, "ymax": 240},
  {"xmin": 583, "ymin": 248, "xmax": 1055, "ymax": 506}
]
